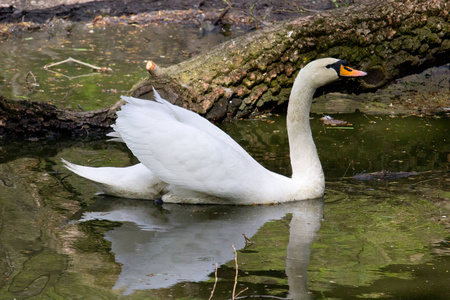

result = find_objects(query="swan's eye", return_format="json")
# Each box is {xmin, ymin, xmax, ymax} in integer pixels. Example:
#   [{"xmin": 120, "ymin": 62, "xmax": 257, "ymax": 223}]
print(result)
[{"xmin": 326, "ymin": 64, "xmax": 332, "ymax": 69}]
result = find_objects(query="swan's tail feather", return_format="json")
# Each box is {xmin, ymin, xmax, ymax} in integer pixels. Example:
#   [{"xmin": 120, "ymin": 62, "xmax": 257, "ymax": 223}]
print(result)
[
  {"xmin": 119, "ymin": 88, "xmax": 167, "ymax": 106},
  {"xmin": 61, "ymin": 159, "xmax": 166, "ymax": 199},
  {"xmin": 152, "ymin": 87, "xmax": 166, "ymax": 104},
  {"xmin": 118, "ymin": 90, "xmax": 181, "ymax": 123},
  {"xmin": 107, "ymin": 124, "xmax": 124, "ymax": 142},
  {"xmin": 61, "ymin": 158, "xmax": 82, "ymax": 175},
  {"xmin": 62, "ymin": 158, "xmax": 109, "ymax": 195},
  {"xmin": 61, "ymin": 158, "xmax": 109, "ymax": 184},
  {"xmin": 120, "ymin": 95, "xmax": 151, "ymax": 106}
]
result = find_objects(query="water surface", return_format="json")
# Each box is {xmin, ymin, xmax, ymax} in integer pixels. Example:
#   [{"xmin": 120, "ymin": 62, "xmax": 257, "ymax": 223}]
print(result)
[
  {"xmin": 0, "ymin": 22, "xmax": 241, "ymax": 110},
  {"xmin": 0, "ymin": 113, "xmax": 448, "ymax": 299}
]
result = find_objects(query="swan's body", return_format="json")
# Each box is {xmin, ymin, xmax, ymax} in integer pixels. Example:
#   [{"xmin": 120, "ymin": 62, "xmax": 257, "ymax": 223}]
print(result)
[{"xmin": 63, "ymin": 58, "xmax": 366, "ymax": 204}]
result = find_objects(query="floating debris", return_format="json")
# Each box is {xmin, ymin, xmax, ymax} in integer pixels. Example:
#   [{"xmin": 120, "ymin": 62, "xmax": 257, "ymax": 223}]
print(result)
[
  {"xmin": 44, "ymin": 57, "xmax": 113, "ymax": 73},
  {"xmin": 353, "ymin": 171, "xmax": 418, "ymax": 181},
  {"xmin": 320, "ymin": 115, "xmax": 352, "ymax": 127}
]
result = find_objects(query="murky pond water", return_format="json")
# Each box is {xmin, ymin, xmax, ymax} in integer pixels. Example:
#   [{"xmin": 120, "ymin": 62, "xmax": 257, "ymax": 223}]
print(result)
[
  {"xmin": 0, "ymin": 113, "xmax": 448, "ymax": 299},
  {"xmin": 0, "ymin": 22, "xmax": 241, "ymax": 110},
  {"xmin": 1, "ymin": 23, "xmax": 449, "ymax": 299}
]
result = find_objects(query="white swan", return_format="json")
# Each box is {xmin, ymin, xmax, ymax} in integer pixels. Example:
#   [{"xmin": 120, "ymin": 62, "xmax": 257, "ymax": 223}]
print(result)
[{"xmin": 63, "ymin": 58, "xmax": 366, "ymax": 204}]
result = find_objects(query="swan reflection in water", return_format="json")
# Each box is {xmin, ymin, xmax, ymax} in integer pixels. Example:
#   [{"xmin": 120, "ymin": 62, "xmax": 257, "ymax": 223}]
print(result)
[{"xmin": 79, "ymin": 198, "xmax": 323, "ymax": 297}]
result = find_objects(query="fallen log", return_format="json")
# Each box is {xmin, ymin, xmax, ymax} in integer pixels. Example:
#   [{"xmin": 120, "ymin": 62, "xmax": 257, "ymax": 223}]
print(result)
[
  {"xmin": 0, "ymin": 0, "xmax": 448, "ymax": 137},
  {"xmin": 0, "ymin": 95, "xmax": 122, "ymax": 137},
  {"xmin": 132, "ymin": 0, "xmax": 449, "ymax": 121}
]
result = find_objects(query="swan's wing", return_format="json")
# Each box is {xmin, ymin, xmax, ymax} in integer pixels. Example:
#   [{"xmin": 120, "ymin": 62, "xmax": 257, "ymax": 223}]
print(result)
[
  {"xmin": 107, "ymin": 95, "xmax": 171, "ymax": 142},
  {"xmin": 153, "ymin": 89, "xmax": 248, "ymax": 155},
  {"xmin": 114, "ymin": 96, "xmax": 270, "ymax": 200},
  {"xmin": 115, "ymin": 89, "xmax": 253, "ymax": 159}
]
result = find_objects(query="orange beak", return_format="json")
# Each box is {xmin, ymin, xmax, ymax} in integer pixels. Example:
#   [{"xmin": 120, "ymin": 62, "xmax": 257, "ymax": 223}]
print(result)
[{"xmin": 339, "ymin": 64, "xmax": 367, "ymax": 77}]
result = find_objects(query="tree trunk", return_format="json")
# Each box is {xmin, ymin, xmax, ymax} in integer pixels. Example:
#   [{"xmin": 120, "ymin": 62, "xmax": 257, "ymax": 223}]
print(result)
[
  {"xmin": 132, "ymin": 0, "xmax": 449, "ymax": 121},
  {"xmin": 1, "ymin": 0, "xmax": 448, "ymax": 136}
]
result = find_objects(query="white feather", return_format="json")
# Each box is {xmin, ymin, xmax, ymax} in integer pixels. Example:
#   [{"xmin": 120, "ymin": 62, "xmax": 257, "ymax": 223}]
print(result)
[{"xmin": 62, "ymin": 158, "xmax": 166, "ymax": 199}]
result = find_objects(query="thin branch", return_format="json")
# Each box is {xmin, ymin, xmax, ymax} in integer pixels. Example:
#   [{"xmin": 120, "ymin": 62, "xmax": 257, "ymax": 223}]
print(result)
[
  {"xmin": 234, "ymin": 287, "xmax": 249, "ymax": 298},
  {"xmin": 243, "ymin": 233, "xmax": 254, "ymax": 247},
  {"xmin": 232, "ymin": 244, "xmax": 238, "ymax": 300},
  {"xmin": 44, "ymin": 67, "xmax": 101, "ymax": 80},
  {"xmin": 213, "ymin": 7, "xmax": 230, "ymax": 25},
  {"xmin": 44, "ymin": 57, "xmax": 113, "ymax": 73},
  {"xmin": 25, "ymin": 71, "xmax": 37, "ymax": 91},
  {"xmin": 222, "ymin": 0, "xmax": 271, "ymax": 26},
  {"xmin": 208, "ymin": 263, "xmax": 219, "ymax": 300},
  {"xmin": 281, "ymin": 0, "xmax": 323, "ymax": 13},
  {"xmin": 341, "ymin": 159, "xmax": 354, "ymax": 180},
  {"xmin": 233, "ymin": 295, "xmax": 291, "ymax": 299},
  {"xmin": 227, "ymin": 244, "xmax": 290, "ymax": 300}
]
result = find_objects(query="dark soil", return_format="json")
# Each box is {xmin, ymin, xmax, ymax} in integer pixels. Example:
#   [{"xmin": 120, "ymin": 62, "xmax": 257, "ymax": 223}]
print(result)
[{"xmin": 1, "ymin": 0, "xmax": 357, "ymax": 28}]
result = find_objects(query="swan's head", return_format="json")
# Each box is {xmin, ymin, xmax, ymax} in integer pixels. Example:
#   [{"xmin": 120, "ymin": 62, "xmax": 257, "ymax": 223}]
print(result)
[{"xmin": 301, "ymin": 58, "xmax": 367, "ymax": 89}]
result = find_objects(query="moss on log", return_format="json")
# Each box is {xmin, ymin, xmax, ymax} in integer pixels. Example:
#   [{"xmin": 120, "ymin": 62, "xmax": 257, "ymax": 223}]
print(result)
[{"xmin": 131, "ymin": 0, "xmax": 449, "ymax": 121}]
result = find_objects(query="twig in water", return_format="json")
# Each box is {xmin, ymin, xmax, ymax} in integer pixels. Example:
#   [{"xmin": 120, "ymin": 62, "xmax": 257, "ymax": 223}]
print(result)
[
  {"xmin": 234, "ymin": 287, "xmax": 249, "ymax": 298},
  {"xmin": 62, "ymin": 86, "xmax": 77, "ymax": 102},
  {"xmin": 243, "ymin": 233, "xmax": 254, "ymax": 247},
  {"xmin": 222, "ymin": 0, "xmax": 271, "ymax": 26},
  {"xmin": 230, "ymin": 245, "xmax": 249, "ymax": 300},
  {"xmin": 232, "ymin": 244, "xmax": 238, "ymax": 299},
  {"xmin": 281, "ymin": 0, "xmax": 322, "ymax": 13},
  {"xmin": 408, "ymin": 176, "xmax": 440, "ymax": 187},
  {"xmin": 208, "ymin": 263, "xmax": 219, "ymax": 300},
  {"xmin": 362, "ymin": 113, "xmax": 373, "ymax": 121},
  {"xmin": 341, "ymin": 159, "xmax": 354, "ymax": 180},
  {"xmin": 59, "ymin": 173, "xmax": 75, "ymax": 194},
  {"xmin": 44, "ymin": 67, "xmax": 101, "ymax": 80},
  {"xmin": 224, "ymin": 244, "xmax": 289, "ymax": 300},
  {"xmin": 233, "ymin": 295, "xmax": 291, "ymax": 299},
  {"xmin": 213, "ymin": 7, "xmax": 230, "ymax": 25},
  {"xmin": 44, "ymin": 57, "xmax": 113, "ymax": 73},
  {"xmin": 25, "ymin": 71, "xmax": 38, "ymax": 91}
]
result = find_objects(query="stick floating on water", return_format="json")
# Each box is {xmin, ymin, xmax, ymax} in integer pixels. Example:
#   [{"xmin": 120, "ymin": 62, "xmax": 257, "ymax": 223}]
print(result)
[{"xmin": 44, "ymin": 57, "xmax": 113, "ymax": 73}]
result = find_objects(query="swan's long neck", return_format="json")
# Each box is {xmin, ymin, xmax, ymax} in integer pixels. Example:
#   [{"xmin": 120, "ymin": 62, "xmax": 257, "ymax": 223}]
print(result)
[{"xmin": 287, "ymin": 70, "xmax": 324, "ymax": 186}]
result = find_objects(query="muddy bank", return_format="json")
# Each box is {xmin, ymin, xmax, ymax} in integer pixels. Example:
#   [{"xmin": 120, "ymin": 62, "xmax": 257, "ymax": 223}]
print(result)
[
  {"xmin": 312, "ymin": 63, "xmax": 450, "ymax": 115},
  {"xmin": 1, "ymin": 0, "xmax": 355, "ymax": 28}
]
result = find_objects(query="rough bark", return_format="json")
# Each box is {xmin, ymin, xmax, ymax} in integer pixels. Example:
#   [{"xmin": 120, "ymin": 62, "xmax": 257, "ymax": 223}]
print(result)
[
  {"xmin": 0, "ymin": 95, "xmax": 122, "ymax": 137},
  {"xmin": 132, "ymin": 0, "xmax": 449, "ymax": 121},
  {"xmin": 0, "ymin": 0, "xmax": 448, "ymax": 136}
]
